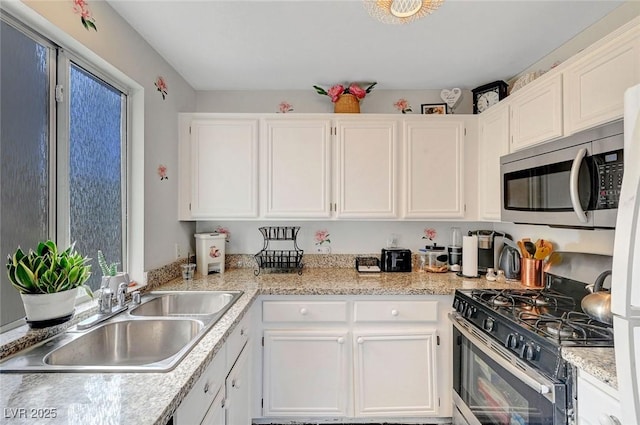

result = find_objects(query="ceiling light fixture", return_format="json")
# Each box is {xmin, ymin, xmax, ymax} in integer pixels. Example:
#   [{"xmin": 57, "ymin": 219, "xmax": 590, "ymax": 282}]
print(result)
[{"xmin": 364, "ymin": 0, "xmax": 444, "ymax": 24}]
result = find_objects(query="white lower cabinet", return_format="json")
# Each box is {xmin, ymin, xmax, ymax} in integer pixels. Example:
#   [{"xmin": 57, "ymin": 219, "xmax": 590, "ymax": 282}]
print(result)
[
  {"xmin": 353, "ymin": 330, "xmax": 438, "ymax": 416},
  {"xmin": 576, "ymin": 370, "xmax": 621, "ymax": 425},
  {"xmin": 201, "ymin": 389, "xmax": 226, "ymax": 425},
  {"xmin": 174, "ymin": 309, "xmax": 253, "ymax": 425},
  {"xmin": 262, "ymin": 329, "xmax": 351, "ymax": 416},
  {"xmin": 260, "ymin": 296, "xmax": 450, "ymax": 421},
  {"xmin": 225, "ymin": 344, "xmax": 252, "ymax": 425}
]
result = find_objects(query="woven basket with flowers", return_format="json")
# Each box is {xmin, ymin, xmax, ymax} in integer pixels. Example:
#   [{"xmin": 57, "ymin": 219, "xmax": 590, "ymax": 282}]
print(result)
[{"xmin": 313, "ymin": 82, "xmax": 377, "ymax": 113}]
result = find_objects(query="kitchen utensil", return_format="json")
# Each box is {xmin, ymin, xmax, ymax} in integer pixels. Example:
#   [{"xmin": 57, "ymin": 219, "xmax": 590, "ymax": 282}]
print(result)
[
  {"xmin": 498, "ymin": 240, "xmax": 521, "ymax": 280},
  {"xmin": 517, "ymin": 240, "xmax": 529, "ymax": 258},
  {"xmin": 581, "ymin": 270, "xmax": 613, "ymax": 325},
  {"xmin": 523, "ymin": 241, "xmax": 537, "ymax": 258}
]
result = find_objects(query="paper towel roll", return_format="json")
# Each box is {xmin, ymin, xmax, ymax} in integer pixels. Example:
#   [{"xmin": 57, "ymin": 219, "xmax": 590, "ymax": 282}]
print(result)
[{"xmin": 462, "ymin": 235, "xmax": 478, "ymax": 277}]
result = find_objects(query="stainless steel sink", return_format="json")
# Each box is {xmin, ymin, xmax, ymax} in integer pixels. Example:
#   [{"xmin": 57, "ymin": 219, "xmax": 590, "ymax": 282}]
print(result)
[
  {"xmin": 0, "ymin": 290, "xmax": 243, "ymax": 373},
  {"xmin": 45, "ymin": 319, "xmax": 203, "ymax": 367},
  {"xmin": 130, "ymin": 291, "xmax": 241, "ymax": 316}
]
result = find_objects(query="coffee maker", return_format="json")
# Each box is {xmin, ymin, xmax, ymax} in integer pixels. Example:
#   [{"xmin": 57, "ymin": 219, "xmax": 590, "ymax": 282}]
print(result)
[{"xmin": 467, "ymin": 230, "xmax": 510, "ymax": 274}]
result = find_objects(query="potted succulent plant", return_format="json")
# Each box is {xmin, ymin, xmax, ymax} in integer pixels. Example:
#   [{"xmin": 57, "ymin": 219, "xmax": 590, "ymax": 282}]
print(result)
[
  {"xmin": 6, "ymin": 240, "xmax": 92, "ymax": 328},
  {"xmin": 97, "ymin": 249, "xmax": 129, "ymax": 292}
]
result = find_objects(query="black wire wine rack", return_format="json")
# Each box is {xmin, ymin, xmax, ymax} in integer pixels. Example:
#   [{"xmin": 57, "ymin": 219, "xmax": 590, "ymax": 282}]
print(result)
[{"xmin": 254, "ymin": 226, "xmax": 304, "ymax": 275}]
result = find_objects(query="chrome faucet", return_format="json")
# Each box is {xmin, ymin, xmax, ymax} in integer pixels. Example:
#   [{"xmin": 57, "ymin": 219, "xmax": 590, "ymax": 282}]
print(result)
[
  {"xmin": 116, "ymin": 282, "xmax": 128, "ymax": 307},
  {"xmin": 77, "ymin": 281, "xmax": 130, "ymax": 330},
  {"xmin": 98, "ymin": 287, "xmax": 113, "ymax": 314}
]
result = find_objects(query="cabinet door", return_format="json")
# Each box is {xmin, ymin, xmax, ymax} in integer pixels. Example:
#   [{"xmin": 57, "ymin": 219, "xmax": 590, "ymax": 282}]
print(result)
[
  {"xmin": 510, "ymin": 74, "xmax": 563, "ymax": 151},
  {"xmin": 402, "ymin": 120, "xmax": 464, "ymax": 218},
  {"xmin": 564, "ymin": 24, "xmax": 640, "ymax": 134},
  {"xmin": 335, "ymin": 119, "xmax": 398, "ymax": 218},
  {"xmin": 576, "ymin": 371, "xmax": 621, "ymax": 425},
  {"xmin": 226, "ymin": 345, "xmax": 251, "ymax": 425},
  {"xmin": 353, "ymin": 330, "xmax": 438, "ymax": 417},
  {"xmin": 262, "ymin": 119, "xmax": 332, "ymax": 218},
  {"xmin": 190, "ymin": 119, "xmax": 259, "ymax": 218},
  {"xmin": 201, "ymin": 389, "xmax": 225, "ymax": 425},
  {"xmin": 478, "ymin": 105, "xmax": 509, "ymax": 221},
  {"xmin": 263, "ymin": 329, "xmax": 351, "ymax": 417}
]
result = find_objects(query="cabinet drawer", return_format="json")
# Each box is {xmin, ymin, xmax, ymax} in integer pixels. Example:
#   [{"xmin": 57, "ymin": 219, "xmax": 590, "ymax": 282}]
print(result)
[
  {"xmin": 263, "ymin": 300, "xmax": 348, "ymax": 323},
  {"xmin": 353, "ymin": 300, "xmax": 438, "ymax": 322},
  {"xmin": 226, "ymin": 313, "xmax": 250, "ymax": 370},
  {"xmin": 174, "ymin": 349, "xmax": 226, "ymax": 425}
]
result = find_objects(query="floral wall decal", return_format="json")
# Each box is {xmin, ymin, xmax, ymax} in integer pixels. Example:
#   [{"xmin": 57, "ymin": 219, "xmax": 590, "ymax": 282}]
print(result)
[
  {"xmin": 278, "ymin": 101, "xmax": 294, "ymax": 113},
  {"xmin": 73, "ymin": 0, "xmax": 97, "ymax": 31},
  {"xmin": 393, "ymin": 98, "xmax": 412, "ymax": 114},
  {"xmin": 154, "ymin": 76, "xmax": 168, "ymax": 100},
  {"xmin": 422, "ymin": 227, "xmax": 438, "ymax": 247},
  {"xmin": 157, "ymin": 164, "xmax": 168, "ymax": 180},
  {"xmin": 315, "ymin": 229, "xmax": 331, "ymax": 245},
  {"xmin": 215, "ymin": 226, "xmax": 231, "ymax": 242}
]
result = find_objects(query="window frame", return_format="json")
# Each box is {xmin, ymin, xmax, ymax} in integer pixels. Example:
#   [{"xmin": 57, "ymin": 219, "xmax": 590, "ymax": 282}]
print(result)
[{"xmin": 1, "ymin": 4, "xmax": 145, "ymax": 315}]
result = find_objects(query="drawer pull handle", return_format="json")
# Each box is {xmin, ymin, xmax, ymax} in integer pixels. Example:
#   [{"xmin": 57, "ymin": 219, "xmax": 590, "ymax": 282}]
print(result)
[
  {"xmin": 240, "ymin": 328, "xmax": 246, "ymax": 336},
  {"xmin": 337, "ymin": 337, "xmax": 345, "ymax": 344},
  {"xmin": 357, "ymin": 337, "xmax": 364, "ymax": 344},
  {"xmin": 299, "ymin": 307, "xmax": 308, "ymax": 316},
  {"xmin": 391, "ymin": 309, "xmax": 399, "ymax": 316},
  {"xmin": 598, "ymin": 414, "xmax": 621, "ymax": 425},
  {"xmin": 204, "ymin": 383, "xmax": 210, "ymax": 394},
  {"xmin": 232, "ymin": 379, "xmax": 240, "ymax": 389}
]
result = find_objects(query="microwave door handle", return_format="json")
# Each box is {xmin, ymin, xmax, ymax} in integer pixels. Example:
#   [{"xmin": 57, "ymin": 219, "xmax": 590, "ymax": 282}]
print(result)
[{"xmin": 569, "ymin": 147, "xmax": 589, "ymax": 224}]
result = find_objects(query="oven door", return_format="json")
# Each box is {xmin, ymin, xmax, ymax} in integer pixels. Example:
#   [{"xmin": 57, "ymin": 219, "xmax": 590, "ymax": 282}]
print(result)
[{"xmin": 451, "ymin": 316, "xmax": 567, "ymax": 425}]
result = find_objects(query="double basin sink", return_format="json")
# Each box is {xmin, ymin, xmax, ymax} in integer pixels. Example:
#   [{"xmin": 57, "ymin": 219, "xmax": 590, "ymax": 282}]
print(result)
[{"xmin": 0, "ymin": 290, "xmax": 243, "ymax": 373}]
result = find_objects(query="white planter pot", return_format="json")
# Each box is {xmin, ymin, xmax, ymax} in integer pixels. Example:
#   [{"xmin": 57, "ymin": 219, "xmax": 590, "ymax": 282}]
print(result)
[
  {"xmin": 20, "ymin": 288, "xmax": 78, "ymax": 327},
  {"xmin": 104, "ymin": 272, "xmax": 130, "ymax": 292}
]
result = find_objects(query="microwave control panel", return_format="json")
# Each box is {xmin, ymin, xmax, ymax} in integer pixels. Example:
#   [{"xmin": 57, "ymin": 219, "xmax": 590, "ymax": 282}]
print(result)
[{"xmin": 594, "ymin": 149, "xmax": 624, "ymax": 209}]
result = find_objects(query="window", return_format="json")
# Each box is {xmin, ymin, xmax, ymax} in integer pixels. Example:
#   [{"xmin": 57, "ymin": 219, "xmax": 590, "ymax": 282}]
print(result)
[{"xmin": 0, "ymin": 15, "xmax": 129, "ymax": 328}]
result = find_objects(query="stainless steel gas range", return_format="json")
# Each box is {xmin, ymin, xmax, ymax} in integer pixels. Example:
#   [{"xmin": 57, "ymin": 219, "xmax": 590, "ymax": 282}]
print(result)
[{"xmin": 450, "ymin": 252, "xmax": 614, "ymax": 425}]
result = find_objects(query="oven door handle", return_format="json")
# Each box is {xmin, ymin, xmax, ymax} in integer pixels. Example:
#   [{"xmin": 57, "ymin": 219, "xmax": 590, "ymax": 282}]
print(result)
[
  {"xmin": 451, "ymin": 314, "xmax": 554, "ymax": 396},
  {"xmin": 569, "ymin": 147, "xmax": 589, "ymax": 224}
]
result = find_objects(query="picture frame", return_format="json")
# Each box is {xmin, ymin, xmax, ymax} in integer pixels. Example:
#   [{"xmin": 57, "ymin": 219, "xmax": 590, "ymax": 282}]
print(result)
[{"xmin": 421, "ymin": 103, "xmax": 447, "ymax": 115}]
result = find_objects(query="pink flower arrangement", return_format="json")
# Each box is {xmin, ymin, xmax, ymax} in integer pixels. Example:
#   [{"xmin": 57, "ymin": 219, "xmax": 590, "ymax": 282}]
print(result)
[
  {"xmin": 313, "ymin": 82, "xmax": 377, "ymax": 103},
  {"xmin": 278, "ymin": 101, "xmax": 294, "ymax": 113},
  {"xmin": 73, "ymin": 0, "xmax": 97, "ymax": 31},
  {"xmin": 394, "ymin": 98, "xmax": 412, "ymax": 114},
  {"xmin": 314, "ymin": 230, "xmax": 331, "ymax": 245}
]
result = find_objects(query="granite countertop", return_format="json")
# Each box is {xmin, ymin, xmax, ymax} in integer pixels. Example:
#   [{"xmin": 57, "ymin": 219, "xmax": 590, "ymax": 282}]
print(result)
[
  {"xmin": 562, "ymin": 347, "xmax": 618, "ymax": 390},
  {"xmin": 0, "ymin": 268, "xmax": 591, "ymax": 424}
]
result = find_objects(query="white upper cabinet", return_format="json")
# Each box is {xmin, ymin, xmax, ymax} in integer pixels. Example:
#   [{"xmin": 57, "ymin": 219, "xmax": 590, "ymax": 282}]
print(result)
[
  {"xmin": 190, "ymin": 118, "xmax": 259, "ymax": 218},
  {"xmin": 262, "ymin": 119, "xmax": 332, "ymax": 218},
  {"xmin": 402, "ymin": 119, "xmax": 465, "ymax": 219},
  {"xmin": 477, "ymin": 104, "xmax": 509, "ymax": 221},
  {"xmin": 510, "ymin": 73, "xmax": 563, "ymax": 151},
  {"xmin": 334, "ymin": 119, "xmax": 399, "ymax": 219},
  {"xmin": 563, "ymin": 20, "xmax": 640, "ymax": 135}
]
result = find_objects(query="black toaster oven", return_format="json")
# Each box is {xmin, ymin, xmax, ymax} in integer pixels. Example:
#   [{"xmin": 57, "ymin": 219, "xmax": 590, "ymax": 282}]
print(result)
[{"xmin": 380, "ymin": 248, "xmax": 412, "ymax": 272}]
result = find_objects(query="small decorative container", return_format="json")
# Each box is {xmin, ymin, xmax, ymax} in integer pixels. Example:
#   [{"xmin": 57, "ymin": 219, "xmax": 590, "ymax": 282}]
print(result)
[{"xmin": 334, "ymin": 94, "xmax": 360, "ymax": 113}]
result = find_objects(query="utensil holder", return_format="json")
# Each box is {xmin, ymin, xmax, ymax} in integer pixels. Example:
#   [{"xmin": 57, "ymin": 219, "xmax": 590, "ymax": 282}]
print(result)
[{"xmin": 521, "ymin": 258, "xmax": 544, "ymax": 287}]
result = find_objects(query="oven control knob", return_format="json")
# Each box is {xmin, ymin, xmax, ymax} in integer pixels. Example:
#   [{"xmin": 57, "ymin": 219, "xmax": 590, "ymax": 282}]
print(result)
[
  {"xmin": 453, "ymin": 298, "xmax": 460, "ymax": 310},
  {"xmin": 506, "ymin": 333, "xmax": 519, "ymax": 349},
  {"xmin": 456, "ymin": 301, "xmax": 466, "ymax": 314},
  {"xmin": 464, "ymin": 306, "xmax": 476, "ymax": 319},
  {"xmin": 483, "ymin": 318, "xmax": 494, "ymax": 332},
  {"xmin": 522, "ymin": 343, "xmax": 536, "ymax": 361}
]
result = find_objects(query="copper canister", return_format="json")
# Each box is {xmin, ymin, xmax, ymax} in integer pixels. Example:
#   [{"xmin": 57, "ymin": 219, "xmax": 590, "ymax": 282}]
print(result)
[{"xmin": 521, "ymin": 258, "xmax": 544, "ymax": 287}]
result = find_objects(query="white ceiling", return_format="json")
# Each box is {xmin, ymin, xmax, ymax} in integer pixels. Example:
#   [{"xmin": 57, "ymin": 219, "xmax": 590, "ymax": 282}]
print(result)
[{"xmin": 107, "ymin": 0, "xmax": 623, "ymax": 91}]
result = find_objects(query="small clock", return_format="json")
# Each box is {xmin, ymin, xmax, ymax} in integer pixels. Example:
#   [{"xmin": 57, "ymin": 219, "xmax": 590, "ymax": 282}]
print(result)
[{"xmin": 472, "ymin": 80, "xmax": 508, "ymax": 114}]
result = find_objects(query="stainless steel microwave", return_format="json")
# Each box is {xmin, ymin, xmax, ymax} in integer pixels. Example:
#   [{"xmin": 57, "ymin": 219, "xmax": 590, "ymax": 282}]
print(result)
[{"xmin": 500, "ymin": 121, "xmax": 624, "ymax": 229}]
